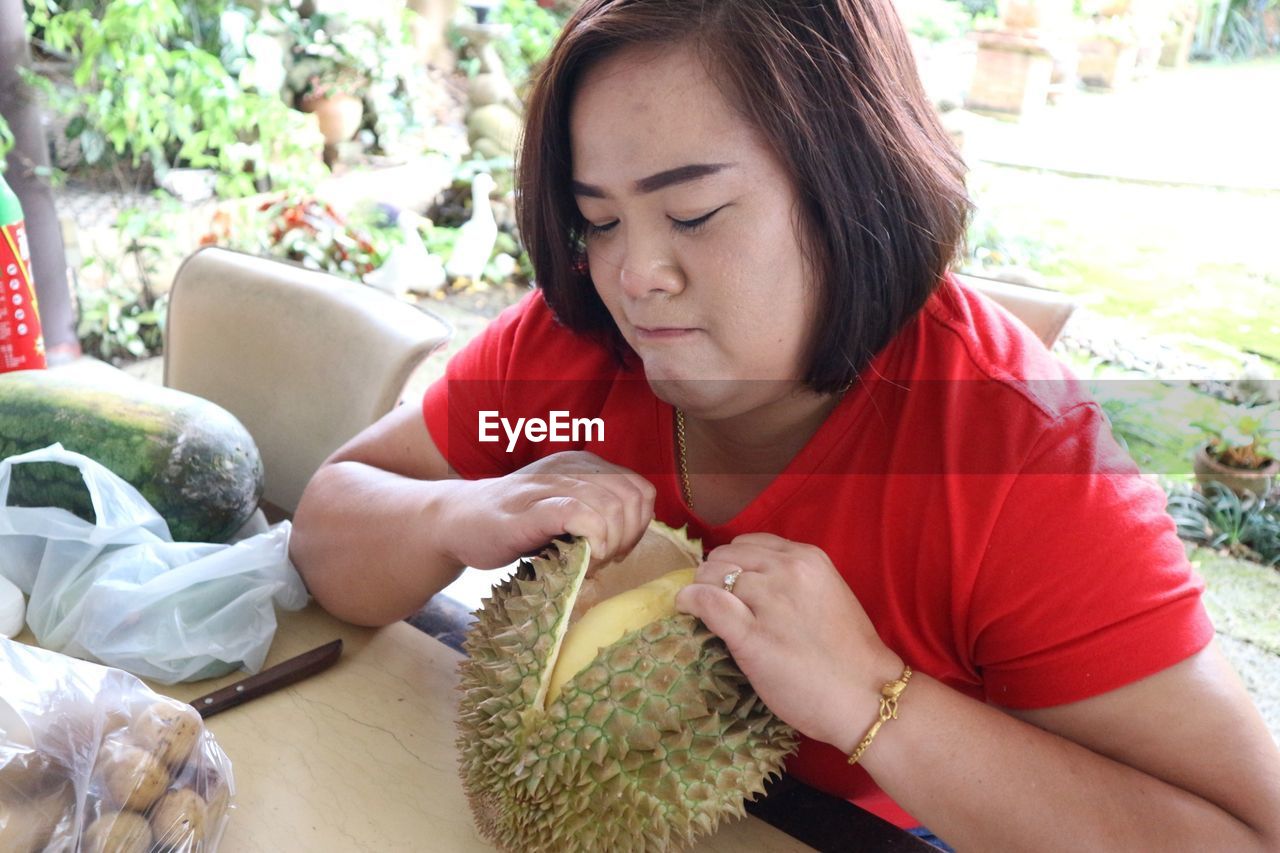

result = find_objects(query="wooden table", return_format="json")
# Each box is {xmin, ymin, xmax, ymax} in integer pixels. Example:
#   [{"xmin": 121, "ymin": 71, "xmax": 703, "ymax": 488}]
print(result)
[
  {"xmin": 147, "ymin": 605, "xmax": 814, "ymax": 852},
  {"xmin": 14, "ymin": 605, "xmax": 933, "ymax": 851}
]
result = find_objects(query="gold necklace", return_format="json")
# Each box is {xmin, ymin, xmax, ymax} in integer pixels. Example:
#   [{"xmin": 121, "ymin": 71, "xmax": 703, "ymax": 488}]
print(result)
[
  {"xmin": 675, "ymin": 385, "xmax": 852, "ymax": 512},
  {"xmin": 674, "ymin": 408, "xmax": 693, "ymax": 510}
]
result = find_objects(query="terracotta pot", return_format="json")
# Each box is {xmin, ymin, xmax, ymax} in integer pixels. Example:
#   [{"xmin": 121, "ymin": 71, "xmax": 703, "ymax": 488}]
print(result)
[
  {"xmin": 1192, "ymin": 444, "xmax": 1278, "ymax": 499},
  {"xmin": 301, "ymin": 93, "xmax": 364, "ymax": 145}
]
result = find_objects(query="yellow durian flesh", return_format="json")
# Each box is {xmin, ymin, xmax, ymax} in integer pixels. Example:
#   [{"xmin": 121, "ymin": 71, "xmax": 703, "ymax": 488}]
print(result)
[
  {"xmin": 569, "ymin": 520, "xmax": 704, "ymax": 621},
  {"xmin": 546, "ymin": 568, "xmax": 696, "ymax": 705}
]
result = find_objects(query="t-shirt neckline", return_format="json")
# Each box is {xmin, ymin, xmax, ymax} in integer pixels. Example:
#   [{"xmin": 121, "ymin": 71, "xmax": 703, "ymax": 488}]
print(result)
[{"xmin": 653, "ymin": 370, "xmax": 887, "ymax": 535}]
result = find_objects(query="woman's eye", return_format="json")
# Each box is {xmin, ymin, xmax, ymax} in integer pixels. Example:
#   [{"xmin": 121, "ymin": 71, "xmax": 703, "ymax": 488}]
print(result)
[
  {"xmin": 585, "ymin": 220, "xmax": 618, "ymax": 237},
  {"xmin": 670, "ymin": 205, "xmax": 725, "ymax": 234}
]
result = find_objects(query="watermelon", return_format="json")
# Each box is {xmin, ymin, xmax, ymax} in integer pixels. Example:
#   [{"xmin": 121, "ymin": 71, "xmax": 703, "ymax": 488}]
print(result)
[{"xmin": 0, "ymin": 369, "xmax": 263, "ymax": 542}]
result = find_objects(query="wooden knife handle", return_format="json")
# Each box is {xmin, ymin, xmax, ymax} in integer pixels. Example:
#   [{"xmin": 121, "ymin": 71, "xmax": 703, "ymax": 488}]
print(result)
[{"xmin": 191, "ymin": 639, "xmax": 344, "ymax": 719}]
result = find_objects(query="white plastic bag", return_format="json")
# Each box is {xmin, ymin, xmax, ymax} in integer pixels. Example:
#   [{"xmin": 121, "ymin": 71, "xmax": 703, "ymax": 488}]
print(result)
[
  {"xmin": 0, "ymin": 444, "xmax": 308, "ymax": 683},
  {"xmin": 1, "ymin": 639, "xmax": 235, "ymax": 852}
]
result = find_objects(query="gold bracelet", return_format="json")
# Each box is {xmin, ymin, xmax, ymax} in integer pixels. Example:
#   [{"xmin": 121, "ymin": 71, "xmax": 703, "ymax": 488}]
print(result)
[{"xmin": 846, "ymin": 665, "xmax": 913, "ymax": 766}]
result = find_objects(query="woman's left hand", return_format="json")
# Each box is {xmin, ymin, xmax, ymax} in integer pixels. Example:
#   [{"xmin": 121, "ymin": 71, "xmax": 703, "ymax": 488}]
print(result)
[{"xmin": 675, "ymin": 532, "xmax": 903, "ymax": 749}]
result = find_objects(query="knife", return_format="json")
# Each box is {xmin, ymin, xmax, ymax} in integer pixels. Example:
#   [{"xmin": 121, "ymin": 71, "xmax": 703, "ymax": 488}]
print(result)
[{"xmin": 189, "ymin": 639, "xmax": 344, "ymax": 719}]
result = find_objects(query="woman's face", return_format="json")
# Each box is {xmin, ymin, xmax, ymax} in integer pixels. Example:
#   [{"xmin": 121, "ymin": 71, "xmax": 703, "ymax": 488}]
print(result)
[{"xmin": 570, "ymin": 42, "xmax": 818, "ymax": 418}]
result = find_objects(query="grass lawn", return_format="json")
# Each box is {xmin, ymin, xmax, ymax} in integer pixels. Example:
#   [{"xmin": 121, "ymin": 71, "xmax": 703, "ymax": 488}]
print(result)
[
  {"xmin": 1194, "ymin": 546, "xmax": 1280, "ymax": 654},
  {"xmin": 965, "ymin": 164, "xmax": 1280, "ymax": 365}
]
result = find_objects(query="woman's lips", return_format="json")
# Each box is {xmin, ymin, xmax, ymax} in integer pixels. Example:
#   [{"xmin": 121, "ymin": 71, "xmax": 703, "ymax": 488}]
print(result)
[{"xmin": 634, "ymin": 325, "xmax": 699, "ymax": 341}]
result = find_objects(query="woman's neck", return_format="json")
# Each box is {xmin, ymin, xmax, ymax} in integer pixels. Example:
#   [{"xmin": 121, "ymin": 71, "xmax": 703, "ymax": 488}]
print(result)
[
  {"xmin": 679, "ymin": 387, "xmax": 843, "ymax": 524},
  {"xmin": 689, "ymin": 389, "xmax": 837, "ymax": 470}
]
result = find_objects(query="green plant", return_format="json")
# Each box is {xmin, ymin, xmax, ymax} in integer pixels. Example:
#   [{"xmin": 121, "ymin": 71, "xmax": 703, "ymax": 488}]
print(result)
[
  {"xmin": 75, "ymin": 199, "xmax": 182, "ymax": 363},
  {"xmin": 1166, "ymin": 483, "xmax": 1280, "ymax": 565},
  {"xmin": 76, "ymin": 277, "xmax": 168, "ymax": 363},
  {"xmin": 1194, "ymin": 402, "xmax": 1280, "ymax": 469},
  {"xmin": 203, "ymin": 195, "xmax": 388, "ymax": 281},
  {"xmin": 963, "ymin": 202, "xmax": 1058, "ymax": 275},
  {"xmin": 277, "ymin": 8, "xmax": 437, "ymax": 154},
  {"xmin": 494, "ymin": 0, "xmax": 567, "ymax": 87},
  {"xmin": 1220, "ymin": 0, "xmax": 1279, "ymax": 56},
  {"xmin": 283, "ymin": 10, "xmax": 373, "ymax": 102},
  {"xmin": 26, "ymin": 0, "xmax": 324, "ymax": 197},
  {"xmin": 0, "ymin": 113, "xmax": 12, "ymax": 164},
  {"xmin": 899, "ymin": 0, "xmax": 974, "ymax": 42},
  {"xmin": 452, "ymin": 0, "xmax": 569, "ymax": 89},
  {"xmin": 1099, "ymin": 393, "xmax": 1175, "ymax": 467},
  {"xmin": 1197, "ymin": 0, "xmax": 1278, "ymax": 58}
]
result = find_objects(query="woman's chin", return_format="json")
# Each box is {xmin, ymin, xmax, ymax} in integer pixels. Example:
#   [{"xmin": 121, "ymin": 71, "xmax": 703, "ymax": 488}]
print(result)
[
  {"xmin": 646, "ymin": 369, "xmax": 810, "ymax": 421},
  {"xmin": 646, "ymin": 372, "xmax": 714, "ymax": 405},
  {"xmin": 645, "ymin": 374, "xmax": 752, "ymax": 416}
]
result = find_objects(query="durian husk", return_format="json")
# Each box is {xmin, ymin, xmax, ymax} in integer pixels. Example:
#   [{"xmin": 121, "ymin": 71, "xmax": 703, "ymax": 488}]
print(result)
[{"xmin": 456, "ymin": 522, "xmax": 799, "ymax": 852}]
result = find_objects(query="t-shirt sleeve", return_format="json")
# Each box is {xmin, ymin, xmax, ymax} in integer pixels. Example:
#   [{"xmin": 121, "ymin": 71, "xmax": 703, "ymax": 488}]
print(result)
[
  {"xmin": 422, "ymin": 292, "xmax": 616, "ymax": 479},
  {"xmin": 422, "ymin": 297, "xmax": 524, "ymax": 479},
  {"xmin": 968, "ymin": 402, "xmax": 1214, "ymax": 709}
]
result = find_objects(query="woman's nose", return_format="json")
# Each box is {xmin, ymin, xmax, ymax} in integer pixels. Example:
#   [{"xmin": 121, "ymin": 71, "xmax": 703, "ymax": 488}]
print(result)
[
  {"xmin": 618, "ymin": 260, "xmax": 683, "ymax": 298},
  {"xmin": 612, "ymin": 232, "xmax": 684, "ymax": 299}
]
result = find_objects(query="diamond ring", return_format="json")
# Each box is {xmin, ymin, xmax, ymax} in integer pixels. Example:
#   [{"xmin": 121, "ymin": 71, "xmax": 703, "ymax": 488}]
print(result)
[{"xmin": 722, "ymin": 569, "xmax": 742, "ymax": 594}]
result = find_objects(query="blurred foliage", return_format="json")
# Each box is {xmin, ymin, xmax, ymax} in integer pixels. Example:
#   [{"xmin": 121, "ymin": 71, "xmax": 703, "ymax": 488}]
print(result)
[
  {"xmin": 24, "ymin": 0, "xmax": 324, "ymax": 196},
  {"xmin": 1193, "ymin": 401, "xmax": 1280, "ymax": 469},
  {"xmin": 898, "ymin": 0, "xmax": 976, "ymax": 42},
  {"xmin": 280, "ymin": 6, "xmax": 438, "ymax": 155},
  {"xmin": 1197, "ymin": 0, "xmax": 1280, "ymax": 59},
  {"xmin": 963, "ymin": 202, "xmax": 1059, "ymax": 275},
  {"xmin": 0, "ymin": 114, "xmax": 12, "ymax": 164},
  {"xmin": 283, "ymin": 11, "xmax": 371, "ymax": 101},
  {"xmin": 75, "ymin": 198, "xmax": 180, "ymax": 362},
  {"xmin": 451, "ymin": 0, "xmax": 570, "ymax": 90},
  {"xmin": 201, "ymin": 196, "xmax": 391, "ymax": 281},
  {"xmin": 1167, "ymin": 483, "xmax": 1280, "ymax": 565}
]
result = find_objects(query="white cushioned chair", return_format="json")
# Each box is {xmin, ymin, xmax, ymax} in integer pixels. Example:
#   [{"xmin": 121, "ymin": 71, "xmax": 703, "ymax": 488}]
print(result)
[
  {"xmin": 957, "ymin": 272, "xmax": 1078, "ymax": 348},
  {"xmin": 163, "ymin": 247, "xmax": 450, "ymax": 518}
]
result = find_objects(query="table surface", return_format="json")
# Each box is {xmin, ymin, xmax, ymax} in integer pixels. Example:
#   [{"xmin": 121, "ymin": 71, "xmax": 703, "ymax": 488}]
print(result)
[{"xmin": 147, "ymin": 605, "xmax": 814, "ymax": 853}]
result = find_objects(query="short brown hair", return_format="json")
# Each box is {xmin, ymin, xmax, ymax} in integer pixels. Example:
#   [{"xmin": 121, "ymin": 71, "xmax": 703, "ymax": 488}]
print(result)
[{"xmin": 517, "ymin": 0, "xmax": 971, "ymax": 392}]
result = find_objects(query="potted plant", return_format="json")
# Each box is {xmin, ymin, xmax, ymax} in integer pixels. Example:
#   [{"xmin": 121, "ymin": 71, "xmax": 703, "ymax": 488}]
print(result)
[
  {"xmin": 1192, "ymin": 403, "xmax": 1280, "ymax": 499},
  {"xmin": 285, "ymin": 13, "xmax": 374, "ymax": 145}
]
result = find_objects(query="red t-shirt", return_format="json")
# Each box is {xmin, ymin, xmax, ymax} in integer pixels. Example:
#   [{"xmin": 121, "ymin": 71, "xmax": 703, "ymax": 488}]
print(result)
[{"xmin": 423, "ymin": 275, "xmax": 1212, "ymax": 827}]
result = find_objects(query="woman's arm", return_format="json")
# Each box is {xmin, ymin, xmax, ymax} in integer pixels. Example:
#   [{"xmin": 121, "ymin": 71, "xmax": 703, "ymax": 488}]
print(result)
[
  {"xmin": 860, "ymin": 643, "xmax": 1280, "ymax": 852},
  {"xmin": 289, "ymin": 403, "xmax": 468, "ymax": 626},
  {"xmin": 678, "ymin": 534, "xmax": 1280, "ymax": 852},
  {"xmin": 290, "ymin": 403, "xmax": 657, "ymax": 627}
]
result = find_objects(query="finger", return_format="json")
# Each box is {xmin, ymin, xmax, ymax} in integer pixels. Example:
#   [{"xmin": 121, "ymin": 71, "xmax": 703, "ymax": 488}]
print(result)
[
  {"xmin": 728, "ymin": 532, "xmax": 795, "ymax": 552},
  {"xmin": 537, "ymin": 496, "xmax": 609, "ymax": 560},
  {"xmin": 581, "ymin": 476, "xmax": 642, "ymax": 559},
  {"xmin": 575, "ymin": 468, "xmax": 655, "ymax": 563},
  {"xmin": 570, "ymin": 454, "xmax": 655, "ymax": 508},
  {"xmin": 694, "ymin": 557, "xmax": 745, "ymax": 589},
  {"xmin": 614, "ymin": 476, "xmax": 656, "ymax": 560},
  {"xmin": 704, "ymin": 543, "xmax": 777, "ymax": 574},
  {"xmin": 675, "ymin": 583, "xmax": 755, "ymax": 651},
  {"xmin": 570, "ymin": 481, "xmax": 628, "ymax": 560}
]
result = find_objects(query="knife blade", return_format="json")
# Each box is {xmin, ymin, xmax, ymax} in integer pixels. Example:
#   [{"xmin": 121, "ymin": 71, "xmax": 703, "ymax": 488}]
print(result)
[{"xmin": 189, "ymin": 639, "xmax": 344, "ymax": 719}]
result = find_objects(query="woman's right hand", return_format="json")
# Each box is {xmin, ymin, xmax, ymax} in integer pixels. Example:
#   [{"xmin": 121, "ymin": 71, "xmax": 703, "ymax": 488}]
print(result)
[{"xmin": 438, "ymin": 451, "xmax": 657, "ymax": 570}]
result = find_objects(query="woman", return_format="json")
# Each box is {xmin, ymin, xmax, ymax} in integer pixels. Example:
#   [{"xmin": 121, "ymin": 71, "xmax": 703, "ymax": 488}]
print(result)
[{"xmin": 290, "ymin": 1, "xmax": 1280, "ymax": 848}]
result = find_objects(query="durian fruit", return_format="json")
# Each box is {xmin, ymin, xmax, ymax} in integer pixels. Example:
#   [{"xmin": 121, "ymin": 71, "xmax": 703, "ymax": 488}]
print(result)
[{"xmin": 457, "ymin": 521, "xmax": 798, "ymax": 852}]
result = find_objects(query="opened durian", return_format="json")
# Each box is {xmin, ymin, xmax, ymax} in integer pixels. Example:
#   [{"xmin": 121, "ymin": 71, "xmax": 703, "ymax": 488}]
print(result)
[{"xmin": 456, "ymin": 521, "xmax": 798, "ymax": 852}]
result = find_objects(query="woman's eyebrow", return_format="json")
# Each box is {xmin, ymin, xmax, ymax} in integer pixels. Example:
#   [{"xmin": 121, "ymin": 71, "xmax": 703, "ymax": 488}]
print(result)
[{"xmin": 572, "ymin": 162, "xmax": 735, "ymax": 198}]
